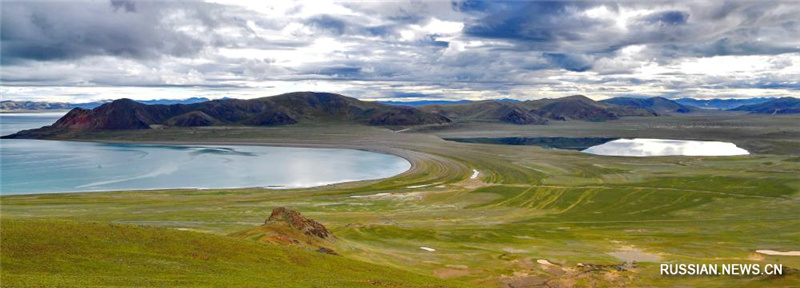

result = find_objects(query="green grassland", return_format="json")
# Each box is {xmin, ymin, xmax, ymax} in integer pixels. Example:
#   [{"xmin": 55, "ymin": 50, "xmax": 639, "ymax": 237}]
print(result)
[
  {"xmin": 2, "ymin": 114, "xmax": 800, "ymax": 287},
  {"xmin": 0, "ymin": 219, "xmax": 472, "ymax": 288}
]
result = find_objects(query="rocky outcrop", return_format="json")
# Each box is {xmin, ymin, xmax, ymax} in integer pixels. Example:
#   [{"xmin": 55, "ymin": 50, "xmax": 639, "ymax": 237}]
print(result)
[
  {"xmin": 266, "ymin": 207, "xmax": 331, "ymax": 239},
  {"xmin": 229, "ymin": 207, "xmax": 337, "ymax": 255}
]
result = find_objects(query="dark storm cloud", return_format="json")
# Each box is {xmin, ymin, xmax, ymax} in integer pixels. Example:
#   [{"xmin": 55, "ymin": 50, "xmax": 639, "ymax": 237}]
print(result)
[
  {"xmin": 641, "ymin": 11, "xmax": 689, "ymax": 26},
  {"xmin": 0, "ymin": 0, "xmax": 301, "ymax": 65},
  {"xmin": 666, "ymin": 36, "xmax": 800, "ymax": 58},
  {"xmin": 1, "ymin": 0, "xmax": 799, "ymax": 101},
  {"xmin": 459, "ymin": 0, "xmax": 799, "ymax": 65},
  {"xmin": 304, "ymin": 14, "xmax": 404, "ymax": 38},
  {"xmin": 464, "ymin": 1, "xmax": 606, "ymax": 44},
  {"xmin": 1, "ymin": 1, "xmax": 200, "ymax": 63},
  {"xmin": 365, "ymin": 25, "xmax": 396, "ymax": 37},
  {"xmin": 452, "ymin": 0, "xmax": 517, "ymax": 14},
  {"xmin": 543, "ymin": 53, "xmax": 593, "ymax": 72}
]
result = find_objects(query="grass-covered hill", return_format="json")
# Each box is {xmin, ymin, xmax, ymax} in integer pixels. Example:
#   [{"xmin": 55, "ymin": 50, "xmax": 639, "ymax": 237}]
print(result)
[
  {"xmin": 420, "ymin": 100, "xmax": 551, "ymax": 124},
  {"xmin": 420, "ymin": 95, "xmax": 656, "ymax": 124},
  {"xmin": 674, "ymin": 97, "xmax": 773, "ymax": 110},
  {"xmin": 730, "ymin": 97, "xmax": 800, "ymax": 114},
  {"xmin": 600, "ymin": 96, "xmax": 695, "ymax": 114},
  {"xmin": 0, "ymin": 219, "xmax": 472, "ymax": 288},
  {"xmin": 3, "ymin": 93, "xmax": 664, "ymax": 139}
]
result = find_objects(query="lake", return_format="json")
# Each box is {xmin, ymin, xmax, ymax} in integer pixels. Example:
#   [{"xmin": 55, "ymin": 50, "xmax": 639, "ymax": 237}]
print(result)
[
  {"xmin": 445, "ymin": 136, "xmax": 749, "ymax": 157},
  {"xmin": 0, "ymin": 113, "xmax": 411, "ymax": 194},
  {"xmin": 445, "ymin": 137, "xmax": 619, "ymax": 151},
  {"xmin": 0, "ymin": 112, "xmax": 67, "ymax": 136}
]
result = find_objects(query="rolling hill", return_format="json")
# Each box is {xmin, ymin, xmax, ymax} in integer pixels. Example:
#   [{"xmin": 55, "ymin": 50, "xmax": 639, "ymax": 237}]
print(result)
[
  {"xmin": 730, "ymin": 97, "xmax": 800, "ymax": 114},
  {"xmin": 421, "ymin": 95, "xmax": 656, "ymax": 124},
  {"xmin": 2, "ymin": 92, "xmax": 451, "ymax": 139},
  {"xmin": 600, "ymin": 97, "xmax": 694, "ymax": 114},
  {"xmin": 674, "ymin": 97, "xmax": 773, "ymax": 110},
  {"xmin": 2, "ymin": 93, "xmax": 662, "ymax": 139},
  {"xmin": 378, "ymin": 100, "xmax": 473, "ymax": 106},
  {"xmin": 0, "ymin": 219, "xmax": 470, "ymax": 288},
  {"xmin": 378, "ymin": 99, "xmax": 519, "ymax": 107},
  {"xmin": 421, "ymin": 100, "xmax": 550, "ymax": 124},
  {"xmin": 530, "ymin": 95, "xmax": 656, "ymax": 121}
]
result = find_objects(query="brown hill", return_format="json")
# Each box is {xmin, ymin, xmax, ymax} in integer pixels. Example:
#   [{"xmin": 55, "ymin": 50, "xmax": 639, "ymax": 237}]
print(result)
[
  {"xmin": 420, "ymin": 95, "xmax": 655, "ymax": 124},
  {"xmin": 600, "ymin": 96, "xmax": 695, "ymax": 114},
  {"xmin": 421, "ymin": 100, "xmax": 549, "ymax": 125},
  {"xmin": 2, "ymin": 92, "xmax": 451, "ymax": 139},
  {"xmin": 532, "ymin": 95, "xmax": 656, "ymax": 121},
  {"xmin": 165, "ymin": 111, "xmax": 220, "ymax": 127},
  {"xmin": 2, "ymin": 93, "xmax": 660, "ymax": 139}
]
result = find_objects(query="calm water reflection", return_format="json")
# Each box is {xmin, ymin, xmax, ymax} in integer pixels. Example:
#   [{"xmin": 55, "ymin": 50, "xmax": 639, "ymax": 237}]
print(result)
[{"xmin": 0, "ymin": 113, "xmax": 410, "ymax": 194}]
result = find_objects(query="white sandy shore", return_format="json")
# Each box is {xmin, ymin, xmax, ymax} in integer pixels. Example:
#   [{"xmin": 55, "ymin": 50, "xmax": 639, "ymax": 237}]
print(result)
[
  {"xmin": 756, "ymin": 250, "xmax": 800, "ymax": 256},
  {"xmin": 583, "ymin": 138, "xmax": 749, "ymax": 157}
]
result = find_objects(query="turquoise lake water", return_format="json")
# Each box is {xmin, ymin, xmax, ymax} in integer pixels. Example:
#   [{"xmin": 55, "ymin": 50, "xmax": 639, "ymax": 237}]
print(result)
[{"xmin": 0, "ymin": 113, "xmax": 411, "ymax": 194}]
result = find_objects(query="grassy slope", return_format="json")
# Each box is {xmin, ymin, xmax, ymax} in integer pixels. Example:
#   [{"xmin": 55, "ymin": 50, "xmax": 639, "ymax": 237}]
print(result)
[
  {"xmin": 2, "ymin": 116, "xmax": 800, "ymax": 287},
  {"xmin": 0, "ymin": 219, "xmax": 472, "ymax": 288}
]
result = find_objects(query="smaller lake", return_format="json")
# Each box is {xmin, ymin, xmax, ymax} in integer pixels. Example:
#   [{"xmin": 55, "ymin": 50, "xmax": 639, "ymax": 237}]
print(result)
[
  {"xmin": 445, "ymin": 136, "xmax": 749, "ymax": 157},
  {"xmin": 582, "ymin": 138, "xmax": 749, "ymax": 157},
  {"xmin": 445, "ymin": 137, "xmax": 618, "ymax": 151}
]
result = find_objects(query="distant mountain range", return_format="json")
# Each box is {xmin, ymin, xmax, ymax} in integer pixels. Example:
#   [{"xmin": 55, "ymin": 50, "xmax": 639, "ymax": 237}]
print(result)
[
  {"xmin": 4, "ymin": 93, "xmax": 663, "ymax": 139},
  {"xmin": 601, "ymin": 96, "xmax": 800, "ymax": 114},
  {"xmin": 674, "ymin": 97, "xmax": 773, "ymax": 110},
  {"xmin": 377, "ymin": 99, "xmax": 518, "ymax": 107},
  {"xmin": 4, "ymin": 96, "xmax": 791, "ymax": 113},
  {"xmin": 3, "ymin": 92, "xmax": 451, "ymax": 139},
  {"xmin": 4, "ymin": 93, "xmax": 798, "ymax": 139},
  {"xmin": 0, "ymin": 97, "xmax": 213, "ymax": 111},
  {"xmin": 600, "ymin": 97, "xmax": 695, "ymax": 114},
  {"xmin": 730, "ymin": 97, "xmax": 800, "ymax": 114}
]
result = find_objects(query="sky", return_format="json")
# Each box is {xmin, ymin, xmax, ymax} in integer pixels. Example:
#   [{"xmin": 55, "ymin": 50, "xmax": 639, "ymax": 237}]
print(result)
[{"xmin": 1, "ymin": 0, "xmax": 799, "ymax": 102}]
